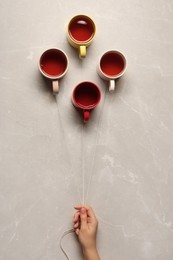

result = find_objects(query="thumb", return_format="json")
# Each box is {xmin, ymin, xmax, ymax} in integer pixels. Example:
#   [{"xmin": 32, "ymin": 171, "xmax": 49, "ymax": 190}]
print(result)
[{"xmin": 80, "ymin": 207, "xmax": 87, "ymax": 228}]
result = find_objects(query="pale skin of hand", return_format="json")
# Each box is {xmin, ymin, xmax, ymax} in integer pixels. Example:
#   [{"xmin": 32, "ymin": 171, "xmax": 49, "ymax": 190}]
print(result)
[{"xmin": 73, "ymin": 205, "xmax": 100, "ymax": 260}]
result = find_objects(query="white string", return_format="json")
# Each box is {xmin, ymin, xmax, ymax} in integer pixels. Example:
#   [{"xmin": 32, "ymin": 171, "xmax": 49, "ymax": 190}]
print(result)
[
  {"xmin": 80, "ymin": 87, "xmax": 108, "ymax": 205},
  {"xmin": 56, "ymin": 87, "xmax": 108, "ymax": 259},
  {"xmin": 85, "ymin": 87, "xmax": 108, "ymax": 203},
  {"xmin": 81, "ymin": 122, "xmax": 85, "ymax": 205},
  {"xmin": 59, "ymin": 228, "xmax": 75, "ymax": 260},
  {"xmin": 55, "ymin": 95, "xmax": 82, "ymax": 202},
  {"xmin": 55, "ymin": 95, "xmax": 82, "ymax": 260}
]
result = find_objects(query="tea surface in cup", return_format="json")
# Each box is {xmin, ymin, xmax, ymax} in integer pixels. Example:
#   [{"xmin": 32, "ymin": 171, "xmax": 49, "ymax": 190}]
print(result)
[
  {"xmin": 100, "ymin": 52, "xmax": 125, "ymax": 77},
  {"xmin": 40, "ymin": 49, "xmax": 68, "ymax": 77},
  {"xmin": 69, "ymin": 16, "xmax": 95, "ymax": 42},
  {"xmin": 74, "ymin": 83, "xmax": 99, "ymax": 108}
]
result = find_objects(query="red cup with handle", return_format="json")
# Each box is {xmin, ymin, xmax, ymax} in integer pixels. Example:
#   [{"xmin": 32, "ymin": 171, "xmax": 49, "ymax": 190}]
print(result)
[{"xmin": 72, "ymin": 81, "xmax": 101, "ymax": 123}]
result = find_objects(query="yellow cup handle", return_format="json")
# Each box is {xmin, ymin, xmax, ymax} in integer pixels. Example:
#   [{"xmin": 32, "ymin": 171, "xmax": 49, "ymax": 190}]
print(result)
[{"xmin": 79, "ymin": 46, "xmax": 86, "ymax": 58}]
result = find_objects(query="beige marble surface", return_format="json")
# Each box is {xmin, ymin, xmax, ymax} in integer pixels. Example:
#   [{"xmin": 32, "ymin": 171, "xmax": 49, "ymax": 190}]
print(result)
[{"xmin": 0, "ymin": 0, "xmax": 173, "ymax": 259}]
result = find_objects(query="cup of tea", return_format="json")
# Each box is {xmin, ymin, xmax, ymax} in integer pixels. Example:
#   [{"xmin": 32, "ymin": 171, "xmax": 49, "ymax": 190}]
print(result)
[
  {"xmin": 67, "ymin": 15, "xmax": 96, "ymax": 59},
  {"xmin": 38, "ymin": 48, "xmax": 69, "ymax": 94},
  {"xmin": 98, "ymin": 50, "xmax": 127, "ymax": 92},
  {"xmin": 72, "ymin": 81, "xmax": 101, "ymax": 123}
]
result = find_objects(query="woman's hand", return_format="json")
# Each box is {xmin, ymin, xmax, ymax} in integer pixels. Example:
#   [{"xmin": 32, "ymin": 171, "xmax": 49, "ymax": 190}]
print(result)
[{"xmin": 73, "ymin": 205, "xmax": 100, "ymax": 260}]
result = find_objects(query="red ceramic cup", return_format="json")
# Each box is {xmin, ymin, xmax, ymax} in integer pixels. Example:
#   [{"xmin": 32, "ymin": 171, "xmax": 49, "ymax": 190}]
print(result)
[
  {"xmin": 72, "ymin": 81, "xmax": 101, "ymax": 123},
  {"xmin": 98, "ymin": 50, "xmax": 127, "ymax": 92},
  {"xmin": 38, "ymin": 48, "xmax": 69, "ymax": 94}
]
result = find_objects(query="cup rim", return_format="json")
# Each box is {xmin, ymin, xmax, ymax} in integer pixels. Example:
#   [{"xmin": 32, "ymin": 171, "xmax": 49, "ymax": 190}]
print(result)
[
  {"xmin": 67, "ymin": 14, "xmax": 96, "ymax": 44},
  {"xmin": 72, "ymin": 81, "xmax": 101, "ymax": 110},
  {"xmin": 38, "ymin": 48, "xmax": 69, "ymax": 80},
  {"xmin": 98, "ymin": 50, "xmax": 127, "ymax": 79}
]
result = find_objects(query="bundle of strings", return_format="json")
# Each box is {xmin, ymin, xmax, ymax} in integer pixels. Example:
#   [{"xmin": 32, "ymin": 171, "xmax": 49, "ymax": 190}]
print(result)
[{"xmin": 56, "ymin": 88, "xmax": 108, "ymax": 259}]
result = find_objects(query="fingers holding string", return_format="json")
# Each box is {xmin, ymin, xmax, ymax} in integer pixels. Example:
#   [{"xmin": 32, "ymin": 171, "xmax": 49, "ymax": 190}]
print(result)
[
  {"xmin": 73, "ymin": 210, "xmax": 80, "ymax": 223},
  {"xmin": 74, "ymin": 205, "xmax": 97, "ymax": 224},
  {"xmin": 73, "ymin": 210, "xmax": 81, "ymax": 234},
  {"xmin": 74, "ymin": 205, "xmax": 96, "ymax": 217}
]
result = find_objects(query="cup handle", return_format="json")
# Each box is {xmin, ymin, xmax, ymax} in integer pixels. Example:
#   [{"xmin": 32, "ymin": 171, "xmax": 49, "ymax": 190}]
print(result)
[
  {"xmin": 109, "ymin": 79, "xmax": 115, "ymax": 92},
  {"xmin": 79, "ymin": 46, "xmax": 86, "ymax": 58},
  {"xmin": 84, "ymin": 110, "xmax": 90, "ymax": 123},
  {"xmin": 52, "ymin": 80, "xmax": 59, "ymax": 94}
]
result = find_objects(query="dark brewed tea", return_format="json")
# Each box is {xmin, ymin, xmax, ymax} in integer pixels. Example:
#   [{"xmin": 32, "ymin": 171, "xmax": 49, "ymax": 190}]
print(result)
[
  {"xmin": 40, "ymin": 49, "xmax": 67, "ymax": 76},
  {"xmin": 69, "ymin": 16, "xmax": 94, "ymax": 42},
  {"xmin": 74, "ymin": 82, "xmax": 100, "ymax": 108},
  {"xmin": 100, "ymin": 52, "xmax": 125, "ymax": 76}
]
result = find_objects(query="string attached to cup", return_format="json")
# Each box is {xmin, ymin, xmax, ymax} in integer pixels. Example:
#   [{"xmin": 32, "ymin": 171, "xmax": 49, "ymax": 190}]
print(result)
[
  {"xmin": 55, "ymin": 94, "xmax": 82, "ymax": 202},
  {"xmin": 54, "ymin": 94, "xmax": 77, "ymax": 259},
  {"xmin": 58, "ymin": 121, "xmax": 87, "ymax": 259},
  {"xmin": 38, "ymin": 44, "xmax": 127, "ymax": 260},
  {"xmin": 55, "ymin": 89, "xmax": 87, "ymax": 258},
  {"xmin": 38, "ymin": 48, "xmax": 127, "ymax": 260},
  {"xmin": 58, "ymin": 86, "xmax": 108, "ymax": 259},
  {"xmin": 83, "ymin": 86, "xmax": 108, "ymax": 204},
  {"xmin": 81, "ymin": 122, "xmax": 86, "ymax": 205}
]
